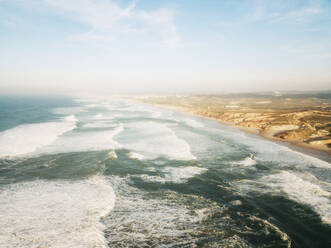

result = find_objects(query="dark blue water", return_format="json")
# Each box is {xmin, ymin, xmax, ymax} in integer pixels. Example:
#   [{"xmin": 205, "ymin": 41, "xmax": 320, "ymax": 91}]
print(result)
[{"xmin": 0, "ymin": 95, "xmax": 77, "ymax": 132}]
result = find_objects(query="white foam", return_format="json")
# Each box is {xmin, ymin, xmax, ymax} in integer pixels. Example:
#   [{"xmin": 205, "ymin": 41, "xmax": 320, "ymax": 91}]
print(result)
[
  {"xmin": 112, "ymin": 113, "xmax": 139, "ymax": 119},
  {"xmin": 104, "ymin": 177, "xmax": 214, "ymax": 246},
  {"xmin": 107, "ymin": 150, "xmax": 117, "ymax": 159},
  {"xmin": 128, "ymin": 152, "xmax": 145, "ymax": 160},
  {"xmin": 0, "ymin": 116, "xmax": 77, "ymax": 157},
  {"xmin": 86, "ymin": 104, "xmax": 97, "ymax": 108},
  {"xmin": 93, "ymin": 113, "xmax": 105, "ymax": 119},
  {"xmin": 162, "ymin": 166, "xmax": 207, "ymax": 183},
  {"xmin": 293, "ymin": 151, "xmax": 331, "ymax": 169},
  {"xmin": 210, "ymin": 121, "xmax": 331, "ymax": 170},
  {"xmin": 151, "ymin": 111, "xmax": 204, "ymax": 128},
  {"xmin": 0, "ymin": 176, "xmax": 115, "ymax": 248},
  {"xmin": 64, "ymin": 114, "xmax": 78, "ymax": 122},
  {"xmin": 121, "ymin": 104, "xmax": 159, "ymax": 114},
  {"xmin": 83, "ymin": 122, "xmax": 116, "ymax": 128},
  {"xmin": 43, "ymin": 123, "xmax": 123, "ymax": 154},
  {"xmin": 234, "ymin": 156, "xmax": 257, "ymax": 166},
  {"xmin": 240, "ymin": 171, "xmax": 331, "ymax": 224},
  {"xmin": 103, "ymin": 104, "xmax": 115, "ymax": 111},
  {"xmin": 118, "ymin": 121, "xmax": 195, "ymax": 160},
  {"xmin": 92, "ymin": 113, "xmax": 114, "ymax": 120},
  {"xmin": 140, "ymin": 166, "xmax": 207, "ymax": 184},
  {"xmin": 167, "ymin": 115, "xmax": 204, "ymax": 128}
]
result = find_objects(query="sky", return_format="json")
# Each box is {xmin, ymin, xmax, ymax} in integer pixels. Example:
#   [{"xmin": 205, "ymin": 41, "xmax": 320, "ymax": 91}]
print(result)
[{"xmin": 1, "ymin": 0, "xmax": 331, "ymax": 94}]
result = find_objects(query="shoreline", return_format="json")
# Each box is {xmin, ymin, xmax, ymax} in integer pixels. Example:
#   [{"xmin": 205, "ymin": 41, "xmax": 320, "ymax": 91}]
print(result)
[{"xmin": 140, "ymin": 101, "xmax": 331, "ymax": 163}]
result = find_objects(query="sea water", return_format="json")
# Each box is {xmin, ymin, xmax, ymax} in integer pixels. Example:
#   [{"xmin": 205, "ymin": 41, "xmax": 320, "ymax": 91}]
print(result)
[{"xmin": 0, "ymin": 95, "xmax": 330, "ymax": 248}]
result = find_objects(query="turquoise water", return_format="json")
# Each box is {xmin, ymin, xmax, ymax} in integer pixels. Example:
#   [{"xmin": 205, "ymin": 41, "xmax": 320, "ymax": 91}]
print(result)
[{"xmin": 0, "ymin": 95, "xmax": 330, "ymax": 248}]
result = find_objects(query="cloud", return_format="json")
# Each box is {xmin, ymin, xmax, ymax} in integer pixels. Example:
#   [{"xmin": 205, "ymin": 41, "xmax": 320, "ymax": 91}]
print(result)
[
  {"xmin": 215, "ymin": 0, "xmax": 324, "ymax": 33},
  {"xmin": 252, "ymin": 0, "xmax": 322, "ymax": 23},
  {"xmin": 43, "ymin": 0, "xmax": 179, "ymax": 47}
]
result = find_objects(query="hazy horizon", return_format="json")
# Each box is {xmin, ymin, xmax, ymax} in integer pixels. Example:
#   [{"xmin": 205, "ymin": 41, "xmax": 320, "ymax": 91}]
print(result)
[{"xmin": 1, "ymin": 0, "xmax": 331, "ymax": 94}]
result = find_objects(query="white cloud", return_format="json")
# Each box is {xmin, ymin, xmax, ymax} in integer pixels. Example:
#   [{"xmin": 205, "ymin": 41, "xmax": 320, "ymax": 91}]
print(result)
[
  {"xmin": 215, "ymin": 0, "xmax": 324, "ymax": 33},
  {"xmin": 252, "ymin": 0, "xmax": 322, "ymax": 23},
  {"xmin": 43, "ymin": 0, "xmax": 179, "ymax": 47}
]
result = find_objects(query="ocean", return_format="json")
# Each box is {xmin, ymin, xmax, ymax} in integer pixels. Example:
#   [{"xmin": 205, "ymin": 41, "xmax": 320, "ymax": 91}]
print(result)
[{"xmin": 0, "ymin": 95, "xmax": 330, "ymax": 248}]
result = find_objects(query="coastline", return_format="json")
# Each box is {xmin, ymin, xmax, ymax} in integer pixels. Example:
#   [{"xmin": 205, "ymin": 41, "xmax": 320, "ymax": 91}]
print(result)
[{"xmin": 140, "ymin": 101, "xmax": 331, "ymax": 163}]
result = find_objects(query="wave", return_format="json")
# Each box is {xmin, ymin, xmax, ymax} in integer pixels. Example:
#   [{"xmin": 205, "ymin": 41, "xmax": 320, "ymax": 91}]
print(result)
[
  {"xmin": 162, "ymin": 166, "xmax": 207, "ymax": 183},
  {"xmin": 119, "ymin": 121, "xmax": 196, "ymax": 160},
  {"xmin": 0, "ymin": 175, "xmax": 115, "ymax": 248},
  {"xmin": 64, "ymin": 114, "xmax": 78, "ymax": 122},
  {"xmin": 86, "ymin": 104, "xmax": 97, "ymax": 108},
  {"xmin": 261, "ymin": 171, "xmax": 331, "ymax": 224},
  {"xmin": 103, "ymin": 177, "xmax": 216, "ymax": 247},
  {"xmin": 293, "ymin": 151, "xmax": 331, "ymax": 169},
  {"xmin": 92, "ymin": 113, "xmax": 114, "ymax": 121},
  {"xmin": 0, "ymin": 115, "xmax": 77, "ymax": 158},
  {"xmin": 234, "ymin": 156, "xmax": 257, "ymax": 166},
  {"xmin": 93, "ymin": 113, "xmax": 104, "ymax": 120},
  {"xmin": 236, "ymin": 171, "xmax": 331, "ymax": 224},
  {"xmin": 83, "ymin": 122, "xmax": 116, "ymax": 128},
  {"xmin": 139, "ymin": 166, "xmax": 207, "ymax": 184},
  {"xmin": 107, "ymin": 150, "xmax": 118, "ymax": 159},
  {"xmin": 42, "ymin": 123, "xmax": 123, "ymax": 154},
  {"xmin": 128, "ymin": 152, "xmax": 145, "ymax": 160}
]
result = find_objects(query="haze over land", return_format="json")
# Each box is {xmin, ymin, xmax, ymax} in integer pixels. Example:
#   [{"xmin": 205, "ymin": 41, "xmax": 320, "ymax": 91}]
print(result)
[{"xmin": 1, "ymin": 0, "xmax": 331, "ymax": 94}]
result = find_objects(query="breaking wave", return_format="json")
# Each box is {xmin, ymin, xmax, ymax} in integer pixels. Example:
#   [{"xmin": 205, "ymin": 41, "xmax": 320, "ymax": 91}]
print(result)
[
  {"xmin": 0, "ymin": 115, "xmax": 77, "ymax": 157},
  {"xmin": 0, "ymin": 175, "xmax": 115, "ymax": 248},
  {"xmin": 118, "ymin": 121, "xmax": 196, "ymax": 160}
]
